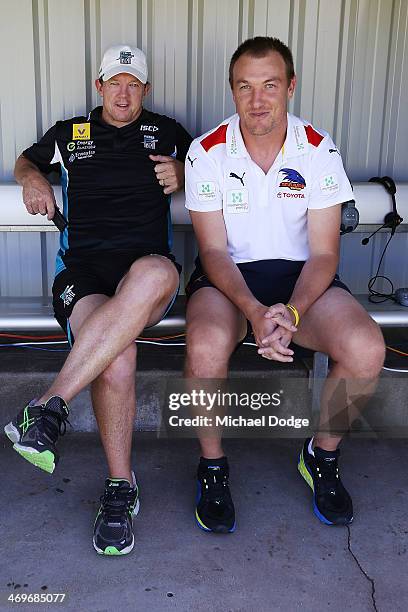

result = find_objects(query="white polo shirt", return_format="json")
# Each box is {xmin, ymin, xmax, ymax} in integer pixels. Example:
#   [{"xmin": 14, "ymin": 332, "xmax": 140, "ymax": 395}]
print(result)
[{"xmin": 185, "ymin": 113, "xmax": 353, "ymax": 264}]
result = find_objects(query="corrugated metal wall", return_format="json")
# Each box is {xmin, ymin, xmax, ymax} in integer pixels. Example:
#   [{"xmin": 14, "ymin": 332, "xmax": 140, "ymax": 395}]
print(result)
[{"xmin": 1, "ymin": 0, "xmax": 407, "ymax": 296}]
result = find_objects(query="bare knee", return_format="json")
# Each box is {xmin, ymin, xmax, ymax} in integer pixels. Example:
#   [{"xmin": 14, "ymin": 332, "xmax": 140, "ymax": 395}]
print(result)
[
  {"xmin": 186, "ymin": 322, "xmax": 236, "ymax": 377},
  {"xmin": 126, "ymin": 256, "xmax": 178, "ymax": 299},
  {"xmin": 97, "ymin": 344, "xmax": 137, "ymax": 388},
  {"xmin": 333, "ymin": 324, "xmax": 385, "ymax": 377}
]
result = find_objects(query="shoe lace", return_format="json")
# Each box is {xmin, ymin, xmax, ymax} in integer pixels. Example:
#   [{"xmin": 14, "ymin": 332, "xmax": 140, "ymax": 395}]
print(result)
[
  {"xmin": 42, "ymin": 405, "xmax": 70, "ymax": 436},
  {"xmin": 100, "ymin": 487, "xmax": 133, "ymax": 521},
  {"xmin": 315, "ymin": 456, "xmax": 340, "ymax": 495},
  {"xmin": 200, "ymin": 469, "xmax": 230, "ymax": 503}
]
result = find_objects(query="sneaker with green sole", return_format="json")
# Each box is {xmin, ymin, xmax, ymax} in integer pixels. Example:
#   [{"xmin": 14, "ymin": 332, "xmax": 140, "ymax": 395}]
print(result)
[
  {"xmin": 4, "ymin": 396, "xmax": 69, "ymax": 474},
  {"xmin": 93, "ymin": 474, "xmax": 140, "ymax": 556}
]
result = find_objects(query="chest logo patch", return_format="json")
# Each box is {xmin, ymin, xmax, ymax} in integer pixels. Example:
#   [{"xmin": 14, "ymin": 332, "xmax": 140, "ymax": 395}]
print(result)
[
  {"xmin": 68, "ymin": 140, "xmax": 96, "ymax": 162},
  {"xmin": 226, "ymin": 189, "xmax": 249, "ymax": 213},
  {"xmin": 140, "ymin": 125, "xmax": 158, "ymax": 132},
  {"xmin": 229, "ymin": 171, "xmax": 245, "ymax": 187},
  {"xmin": 143, "ymin": 134, "xmax": 158, "ymax": 150},
  {"xmin": 73, "ymin": 123, "xmax": 90, "ymax": 140},
  {"xmin": 279, "ymin": 168, "xmax": 306, "ymax": 191}
]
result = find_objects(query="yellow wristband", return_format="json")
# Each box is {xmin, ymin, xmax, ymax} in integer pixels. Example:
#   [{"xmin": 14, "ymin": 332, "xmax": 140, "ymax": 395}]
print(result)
[{"xmin": 286, "ymin": 303, "xmax": 300, "ymax": 327}]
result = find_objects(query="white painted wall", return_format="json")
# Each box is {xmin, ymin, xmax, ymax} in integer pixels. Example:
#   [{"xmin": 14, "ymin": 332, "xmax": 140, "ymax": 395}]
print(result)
[{"xmin": 1, "ymin": 0, "xmax": 407, "ymax": 295}]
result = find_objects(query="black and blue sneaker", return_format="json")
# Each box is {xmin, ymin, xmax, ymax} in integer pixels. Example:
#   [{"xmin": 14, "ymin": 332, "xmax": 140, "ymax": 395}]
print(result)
[
  {"xmin": 298, "ymin": 438, "xmax": 353, "ymax": 525},
  {"xmin": 4, "ymin": 396, "xmax": 69, "ymax": 474},
  {"xmin": 195, "ymin": 457, "xmax": 236, "ymax": 533},
  {"xmin": 93, "ymin": 474, "xmax": 140, "ymax": 556}
]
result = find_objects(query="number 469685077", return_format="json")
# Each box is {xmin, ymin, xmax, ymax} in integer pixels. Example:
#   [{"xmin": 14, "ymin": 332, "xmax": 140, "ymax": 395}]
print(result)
[{"xmin": 8, "ymin": 593, "xmax": 66, "ymax": 603}]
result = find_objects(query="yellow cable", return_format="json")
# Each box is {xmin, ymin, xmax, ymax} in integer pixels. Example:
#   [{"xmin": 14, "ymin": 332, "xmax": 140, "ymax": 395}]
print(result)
[{"xmin": 386, "ymin": 345, "xmax": 408, "ymax": 357}]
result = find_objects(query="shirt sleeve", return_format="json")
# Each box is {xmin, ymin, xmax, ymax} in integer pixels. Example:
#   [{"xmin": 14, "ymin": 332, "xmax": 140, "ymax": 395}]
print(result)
[
  {"xmin": 175, "ymin": 122, "xmax": 193, "ymax": 161},
  {"xmin": 22, "ymin": 124, "xmax": 60, "ymax": 174},
  {"xmin": 185, "ymin": 139, "xmax": 223, "ymax": 212},
  {"xmin": 308, "ymin": 135, "xmax": 354, "ymax": 209}
]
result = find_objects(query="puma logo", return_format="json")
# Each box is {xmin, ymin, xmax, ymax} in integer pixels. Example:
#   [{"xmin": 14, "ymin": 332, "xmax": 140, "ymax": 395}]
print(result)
[{"xmin": 229, "ymin": 171, "xmax": 245, "ymax": 186}]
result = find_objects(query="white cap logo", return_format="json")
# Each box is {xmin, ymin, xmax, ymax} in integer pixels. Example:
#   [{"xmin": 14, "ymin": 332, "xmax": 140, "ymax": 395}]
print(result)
[
  {"xmin": 99, "ymin": 44, "xmax": 148, "ymax": 84},
  {"xmin": 119, "ymin": 51, "xmax": 134, "ymax": 64}
]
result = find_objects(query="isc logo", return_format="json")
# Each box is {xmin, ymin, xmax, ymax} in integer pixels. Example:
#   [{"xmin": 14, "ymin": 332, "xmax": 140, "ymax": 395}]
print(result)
[{"xmin": 140, "ymin": 125, "xmax": 158, "ymax": 132}]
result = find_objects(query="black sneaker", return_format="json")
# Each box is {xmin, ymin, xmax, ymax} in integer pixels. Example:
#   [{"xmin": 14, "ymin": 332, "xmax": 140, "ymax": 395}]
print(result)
[
  {"xmin": 298, "ymin": 438, "xmax": 353, "ymax": 525},
  {"xmin": 4, "ymin": 396, "xmax": 69, "ymax": 474},
  {"xmin": 195, "ymin": 457, "xmax": 236, "ymax": 533},
  {"xmin": 93, "ymin": 474, "xmax": 140, "ymax": 556}
]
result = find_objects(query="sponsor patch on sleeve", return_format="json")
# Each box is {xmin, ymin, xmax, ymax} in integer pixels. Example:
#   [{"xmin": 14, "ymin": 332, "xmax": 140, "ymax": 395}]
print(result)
[
  {"xmin": 320, "ymin": 173, "xmax": 339, "ymax": 195},
  {"xmin": 197, "ymin": 181, "xmax": 216, "ymax": 201}
]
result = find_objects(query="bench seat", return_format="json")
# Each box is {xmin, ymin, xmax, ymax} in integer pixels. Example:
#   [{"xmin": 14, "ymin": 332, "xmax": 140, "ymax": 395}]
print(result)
[{"xmin": 1, "ymin": 294, "xmax": 407, "ymax": 332}]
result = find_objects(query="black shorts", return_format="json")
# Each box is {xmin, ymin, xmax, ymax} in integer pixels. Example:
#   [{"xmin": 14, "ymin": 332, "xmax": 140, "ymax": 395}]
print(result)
[
  {"xmin": 185, "ymin": 258, "xmax": 351, "ymax": 307},
  {"xmin": 52, "ymin": 251, "xmax": 181, "ymax": 344}
]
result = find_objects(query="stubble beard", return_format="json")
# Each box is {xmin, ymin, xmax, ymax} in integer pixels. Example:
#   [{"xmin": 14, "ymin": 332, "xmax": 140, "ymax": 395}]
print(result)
[
  {"xmin": 246, "ymin": 123, "xmax": 274, "ymax": 136},
  {"xmin": 244, "ymin": 108, "xmax": 285, "ymax": 137}
]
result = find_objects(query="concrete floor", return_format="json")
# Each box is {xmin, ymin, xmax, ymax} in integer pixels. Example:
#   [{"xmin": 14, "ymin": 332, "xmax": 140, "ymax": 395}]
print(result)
[{"xmin": 1, "ymin": 434, "xmax": 408, "ymax": 612}]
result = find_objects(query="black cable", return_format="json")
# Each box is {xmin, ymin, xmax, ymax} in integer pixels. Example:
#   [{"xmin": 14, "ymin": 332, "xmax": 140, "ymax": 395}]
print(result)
[
  {"xmin": 366, "ymin": 176, "xmax": 403, "ymax": 304},
  {"xmin": 367, "ymin": 234, "xmax": 395, "ymax": 303}
]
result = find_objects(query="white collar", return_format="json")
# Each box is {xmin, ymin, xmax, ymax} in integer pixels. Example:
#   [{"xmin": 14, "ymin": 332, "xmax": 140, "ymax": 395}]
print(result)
[{"xmin": 225, "ymin": 112, "xmax": 308, "ymax": 160}]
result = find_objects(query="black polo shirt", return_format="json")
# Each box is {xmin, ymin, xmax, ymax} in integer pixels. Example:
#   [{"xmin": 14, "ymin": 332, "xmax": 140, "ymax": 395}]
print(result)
[{"xmin": 23, "ymin": 107, "xmax": 192, "ymax": 275}]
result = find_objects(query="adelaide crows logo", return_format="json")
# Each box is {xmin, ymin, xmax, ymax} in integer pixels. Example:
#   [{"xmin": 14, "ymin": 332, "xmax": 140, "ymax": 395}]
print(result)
[{"xmin": 279, "ymin": 168, "xmax": 306, "ymax": 191}]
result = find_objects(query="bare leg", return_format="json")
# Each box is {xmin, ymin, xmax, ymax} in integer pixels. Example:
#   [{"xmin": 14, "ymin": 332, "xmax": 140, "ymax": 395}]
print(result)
[
  {"xmin": 67, "ymin": 294, "xmax": 137, "ymax": 481},
  {"xmin": 90, "ymin": 344, "xmax": 137, "ymax": 481},
  {"xmin": 38, "ymin": 255, "xmax": 179, "ymax": 404},
  {"xmin": 293, "ymin": 288, "xmax": 386, "ymax": 450},
  {"xmin": 185, "ymin": 288, "xmax": 247, "ymax": 458}
]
